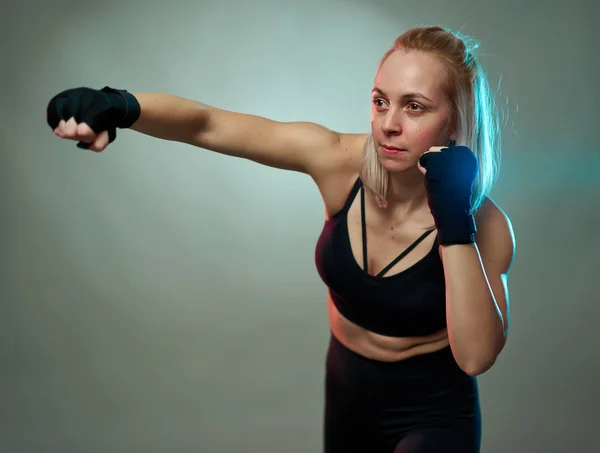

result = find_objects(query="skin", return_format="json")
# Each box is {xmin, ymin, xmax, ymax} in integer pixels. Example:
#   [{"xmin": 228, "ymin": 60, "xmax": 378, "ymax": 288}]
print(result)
[
  {"xmin": 327, "ymin": 50, "xmax": 513, "ymax": 375},
  {"xmin": 52, "ymin": 48, "xmax": 515, "ymax": 376}
]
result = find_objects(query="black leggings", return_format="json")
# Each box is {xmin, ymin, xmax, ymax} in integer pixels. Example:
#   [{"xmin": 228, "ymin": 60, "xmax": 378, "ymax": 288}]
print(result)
[{"xmin": 324, "ymin": 334, "xmax": 481, "ymax": 453}]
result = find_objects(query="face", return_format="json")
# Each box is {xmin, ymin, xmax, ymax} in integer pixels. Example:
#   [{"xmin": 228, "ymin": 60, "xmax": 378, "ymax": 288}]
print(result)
[{"xmin": 371, "ymin": 49, "xmax": 456, "ymax": 172}]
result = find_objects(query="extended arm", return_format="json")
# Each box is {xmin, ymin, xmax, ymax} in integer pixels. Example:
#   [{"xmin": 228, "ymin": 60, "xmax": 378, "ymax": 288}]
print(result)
[
  {"xmin": 48, "ymin": 87, "xmax": 349, "ymax": 178},
  {"xmin": 130, "ymin": 92, "xmax": 343, "ymax": 174}
]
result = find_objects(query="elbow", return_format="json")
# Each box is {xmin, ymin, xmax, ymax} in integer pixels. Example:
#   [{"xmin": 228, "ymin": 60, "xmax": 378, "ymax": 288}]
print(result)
[
  {"xmin": 455, "ymin": 342, "xmax": 504, "ymax": 377},
  {"xmin": 461, "ymin": 358, "xmax": 496, "ymax": 377}
]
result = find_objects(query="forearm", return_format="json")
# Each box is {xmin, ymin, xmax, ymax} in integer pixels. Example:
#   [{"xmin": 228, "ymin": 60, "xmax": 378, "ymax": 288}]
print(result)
[
  {"xmin": 441, "ymin": 243, "xmax": 506, "ymax": 375},
  {"xmin": 129, "ymin": 93, "xmax": 213, "ymax": 145}
]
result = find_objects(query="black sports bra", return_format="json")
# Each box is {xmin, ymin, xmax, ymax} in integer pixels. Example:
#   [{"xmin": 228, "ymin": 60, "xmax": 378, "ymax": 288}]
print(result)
[{"xmin": 314, "ymin": 178, "xmax": 447, "ymax": 337}]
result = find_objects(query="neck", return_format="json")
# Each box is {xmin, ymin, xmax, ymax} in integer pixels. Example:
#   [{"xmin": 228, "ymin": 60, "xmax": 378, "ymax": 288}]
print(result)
[{"xmin": 384, "ymin": 168, "xmax": 429, "ymax": 213}]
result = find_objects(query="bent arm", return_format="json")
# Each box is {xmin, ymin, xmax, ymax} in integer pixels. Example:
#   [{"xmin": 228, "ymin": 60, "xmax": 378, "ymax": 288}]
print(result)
[
  {"xmin": 129, "ymin": 92, "xmax": 344, "ymax": 174},
  {"xmin": 443, "ymin": 199, "xmax": 515, "ymax": 376}
]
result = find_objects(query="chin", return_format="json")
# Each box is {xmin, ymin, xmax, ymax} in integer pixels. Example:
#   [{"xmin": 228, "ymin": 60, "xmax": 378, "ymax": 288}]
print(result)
[
  {"xmin": 380, "ymin": 161, "xmax": 412, "ymax": 173},
  {"xmin": 377, "ymin": 153, "xmax": 418, "ymax": 173}
]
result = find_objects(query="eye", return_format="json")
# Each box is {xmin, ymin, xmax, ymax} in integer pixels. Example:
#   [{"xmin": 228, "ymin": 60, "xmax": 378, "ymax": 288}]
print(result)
[
  {"xmin": 372, "ymin": 98, "xmax": 388, "ymax": 109},
  {"xmin": 408, "ymin": 102, "xmax": 424, "ymax": 111}
]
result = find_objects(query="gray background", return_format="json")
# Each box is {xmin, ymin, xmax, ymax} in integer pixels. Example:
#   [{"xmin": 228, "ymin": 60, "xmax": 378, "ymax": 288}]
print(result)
[{"xmin": 2, "ymin": 0, "xmax": 599, "ymax": 451}]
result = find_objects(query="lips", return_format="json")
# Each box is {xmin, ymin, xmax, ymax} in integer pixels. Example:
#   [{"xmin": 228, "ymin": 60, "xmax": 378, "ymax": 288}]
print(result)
[{"xmin": 381, "ymin": 145, "xmax": 407, "ymax": 154}]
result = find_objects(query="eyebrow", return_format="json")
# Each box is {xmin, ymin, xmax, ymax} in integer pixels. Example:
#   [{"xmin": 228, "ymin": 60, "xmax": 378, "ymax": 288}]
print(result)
[{"xmin": 371, "ymin": 87, "xmax": 434, "ymax": 103}]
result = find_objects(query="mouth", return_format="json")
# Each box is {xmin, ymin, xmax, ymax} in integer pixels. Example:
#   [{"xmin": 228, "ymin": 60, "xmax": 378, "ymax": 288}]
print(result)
[{"xmin": 380, "ymin": 145, "xmax": 407, "ymax": 154}]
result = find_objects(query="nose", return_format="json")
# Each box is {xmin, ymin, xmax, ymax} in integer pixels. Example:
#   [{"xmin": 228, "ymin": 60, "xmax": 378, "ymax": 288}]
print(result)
[{"xmin": 381, "ymin": 110, "xmax": 402, "ymax": 135}]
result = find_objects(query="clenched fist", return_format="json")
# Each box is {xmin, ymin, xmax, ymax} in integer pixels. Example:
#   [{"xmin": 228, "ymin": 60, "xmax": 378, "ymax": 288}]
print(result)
[{"xmin": 46, "ymin": 86, "xmax": 140, "ymax": 152}]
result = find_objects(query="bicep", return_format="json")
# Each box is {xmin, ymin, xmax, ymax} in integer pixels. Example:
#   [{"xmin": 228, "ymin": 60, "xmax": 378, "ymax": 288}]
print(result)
[{"xmin": 198, "ymin": 108, "xmax": 344, "ymax": 174}]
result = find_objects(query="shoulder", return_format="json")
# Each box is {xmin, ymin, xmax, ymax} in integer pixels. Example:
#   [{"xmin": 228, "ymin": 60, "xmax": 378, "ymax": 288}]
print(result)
[
  {"xmin": 312, "ymin": 132, "xmax": 368, "ymax": 216},
  {"xmin": 333, "ymin": 132, "xmax": 369, "ymax": 168},
  {"xmin": 339, "ymin": 132, "xmax": 370, "ymax": 149},
  {"xmin": 311, "ymin": 131, "xmax": 367, "ymax": 180},
  {"xmin": 474, "ymin": 197, "xmax": 516, "ymax": 274},
  {"xmin": 475, "ymin": 197, "xmax": 511, "ymax": 225}
]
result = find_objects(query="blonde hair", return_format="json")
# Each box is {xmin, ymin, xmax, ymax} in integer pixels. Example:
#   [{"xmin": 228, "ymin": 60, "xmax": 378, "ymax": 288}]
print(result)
[{"xmin": 360, "ymin": 26, "xmax": 502, "ymax": 212}]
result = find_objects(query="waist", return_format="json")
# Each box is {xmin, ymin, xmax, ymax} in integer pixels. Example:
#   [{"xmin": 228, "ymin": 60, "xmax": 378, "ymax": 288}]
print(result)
[
  {"xmin": 328, "ymin": 296, "xmax": 449, "ymax": 362},
  {"xmin": 326, "ymin": 331, "xmax": 474, "ymax": 388}
]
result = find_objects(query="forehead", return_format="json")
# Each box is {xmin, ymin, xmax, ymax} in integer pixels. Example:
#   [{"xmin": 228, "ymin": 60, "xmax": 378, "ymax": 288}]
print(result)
[{"xmin": 374, "ymin": 49, "xmax": 448, "ymax": 98}]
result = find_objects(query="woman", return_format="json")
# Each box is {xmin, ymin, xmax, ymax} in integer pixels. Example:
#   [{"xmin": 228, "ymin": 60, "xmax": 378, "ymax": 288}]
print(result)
[{"xmin": 46, "ymin": 26, "xmax": 515, "ymax": 453}]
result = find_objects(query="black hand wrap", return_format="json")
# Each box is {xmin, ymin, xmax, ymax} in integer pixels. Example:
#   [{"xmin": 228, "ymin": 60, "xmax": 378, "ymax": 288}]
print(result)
[
  {"xmin": 46, "ymin": 86, "xmax": 141, "ymax": 149},
  {"xmin": 419, "ymin": 146, "xmax": 479, "ymax": 245}
]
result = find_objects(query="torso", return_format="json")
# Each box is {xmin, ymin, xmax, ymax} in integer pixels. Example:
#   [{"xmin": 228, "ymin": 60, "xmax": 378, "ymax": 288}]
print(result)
[{"xmin": 313, "ymin": 133, "xmax": 449, "ymax": 362}]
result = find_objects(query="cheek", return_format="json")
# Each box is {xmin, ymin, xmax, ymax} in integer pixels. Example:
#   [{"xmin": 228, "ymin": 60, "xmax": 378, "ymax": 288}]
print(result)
[
  {"xmin": 407, "ymin": 120, "xmax": 449, "ymax": 146},
  {"xmin": 370, "ymin": 116, "xmax": 382, "ymax": 136},
  {"xmin": 405, "ymin": 123, "xmax": 433, "ymax": 143}
]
